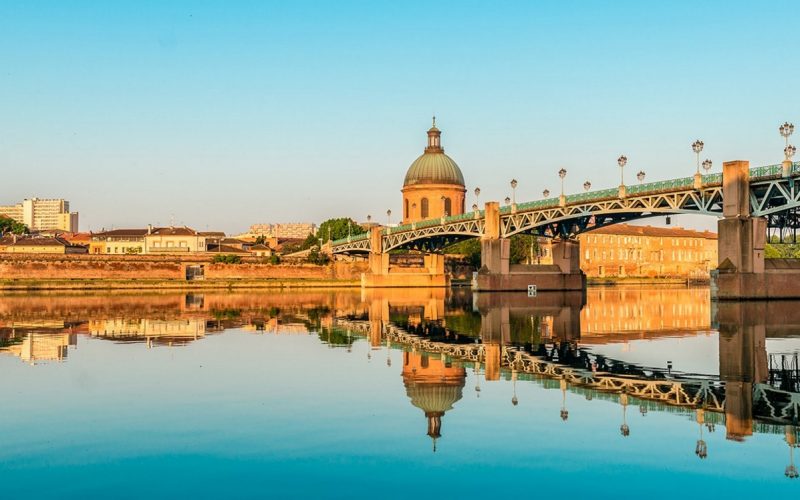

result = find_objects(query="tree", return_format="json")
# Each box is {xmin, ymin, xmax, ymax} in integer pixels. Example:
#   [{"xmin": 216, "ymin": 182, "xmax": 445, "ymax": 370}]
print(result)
[
  {"xmin": 0, "ymin": 216, "xmax": 28, "ymax": 235},
  {"xmin": 302, "ymin": 218, "xmax": 366, "ymax": 249},
  {"xmin": 255, "ymin": 235, "xmax": 267, "ymax": 245}
]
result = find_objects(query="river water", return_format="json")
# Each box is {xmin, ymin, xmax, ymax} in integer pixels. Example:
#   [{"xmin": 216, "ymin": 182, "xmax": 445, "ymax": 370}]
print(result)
[{"xmin": 1, "ymin": 287, "xmax": 798, "ymax": 497}]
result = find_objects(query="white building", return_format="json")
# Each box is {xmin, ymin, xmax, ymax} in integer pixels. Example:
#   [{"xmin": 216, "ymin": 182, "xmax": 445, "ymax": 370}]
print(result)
[{"xmin": 0, "ymin": 198, "xmax": 79, "ymax": 232}]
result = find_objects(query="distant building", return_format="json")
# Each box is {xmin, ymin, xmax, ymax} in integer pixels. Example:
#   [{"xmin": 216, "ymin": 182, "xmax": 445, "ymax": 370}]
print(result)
[
  {"xmin": 245, "ymin": 223, "xmax": 317, "ymax": 239},
  {"xmin": 90, "ymin": 229, "xmax": 148, "ymax": 254},
  {"xmin": 144, "ymin": 226, "xmax": 207, "ymax": 254},
  {"xmin": 578, "ymin": 224, "xmax": 718, "ymax": 278},
  {"xmin": 90, "ymin": 226, "xmax": 207, "ymax": 254},
  {"xmin": 1, "ymin": 235, "xmax": 88, "ymax": 254},
  {"xmin": 0, "ymin": 198, "xmax": 79, "ymax": 232}
]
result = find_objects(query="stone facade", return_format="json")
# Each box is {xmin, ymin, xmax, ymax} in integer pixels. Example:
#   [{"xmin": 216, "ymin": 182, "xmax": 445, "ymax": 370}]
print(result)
[{"xmin": 578, "ymin": 224, "xmax": 717, "ymax": 278}]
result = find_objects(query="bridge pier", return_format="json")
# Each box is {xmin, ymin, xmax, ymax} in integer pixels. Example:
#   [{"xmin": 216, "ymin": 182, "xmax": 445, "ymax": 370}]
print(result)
[
  {"xmin": 475, "ymin": 203, "xmax": 585, "ymax": 292},
  {"xmin": 361, "ymin": 227, "xmax": 450, "ymax": 288},
  {"xmin": 716, "ymin": 301, "xmax": 768, "ymax": 441},
  {"xmin": 712, "ymin": 160, "xmax": 800, "ymax": 299}
]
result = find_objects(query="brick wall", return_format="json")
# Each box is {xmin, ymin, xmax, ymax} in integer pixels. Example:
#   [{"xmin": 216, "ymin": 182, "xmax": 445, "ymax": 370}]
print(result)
[{"xmin": 0, "ymin": 254, "xmax": 368, "ymax": 282}]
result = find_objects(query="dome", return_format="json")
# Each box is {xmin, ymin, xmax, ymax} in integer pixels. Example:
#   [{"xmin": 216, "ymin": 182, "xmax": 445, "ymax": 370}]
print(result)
[
  {"xmin": 404, "ymin": 382, "xmax": 464, "ymax": 415},
  {"xmin": 404, "ymin": 152, "xmax": 465, "ymax": 187},
  {"xmin": 403, "ymin": 120, "xmax": 465, "ymax": 187}
]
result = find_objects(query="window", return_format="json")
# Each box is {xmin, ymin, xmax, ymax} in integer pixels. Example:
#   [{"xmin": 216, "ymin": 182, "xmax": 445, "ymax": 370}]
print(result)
[
  {"xmin": 404, "ymin": 199, "xmax": 409, "ymax": 219},
  {"xmin": 421, "ymin": 198, "xmax": 429, "ymax": 218},
  {"xmin": 444, "ymin": 197, "xmax": 452, "ymax": 216}
]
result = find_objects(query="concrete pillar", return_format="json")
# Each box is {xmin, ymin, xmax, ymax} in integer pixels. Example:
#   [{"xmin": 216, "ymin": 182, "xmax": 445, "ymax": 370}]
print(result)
[
  {"xmin": 480, "ymin": 238, "xmax": 510, "ymax": 274},
  {"xmin": 551, "ymin": 239, "xmax": 581, "ymax": 274},
  {"xmin": 718, "ymin": 161, "xmax": 763, "ymax": 274},
  {"xmin": 483, "ymin": 201, "xmax": 500, "ymax": 241},
  {"xmin": 717, "ymin": 301, "xmax": 768, "ymax": 441}
]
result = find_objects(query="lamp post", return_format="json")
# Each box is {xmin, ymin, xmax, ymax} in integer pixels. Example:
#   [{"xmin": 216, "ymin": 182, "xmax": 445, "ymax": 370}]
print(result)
[
  {"xmin": 781, "ymin": 122, "xmax": 796, "ymax": 177},
  {"xmin": 386, "ymin": 209, "xmax": 392, "ymax": 226},
  {"xmin": 583, "ymin": 181, "xmax": 591, "ymax": 192},
  {"xmin": 510, "ymin": 179, "xmax": 518, "ymax": 205},
  {"xmin": 692, "ymin": 140, "xmax": 704, "ymax": 173},
  {"xmin": 617, "ymin": 155, "xmax": 627, "ymax": 185},
  {"xmin": 543, "ymin": 189, "xmax": 550, "ymax": 198},
  {"xmin": 472, "ymin": 203, "xmax": 478, "ymax": 211},
  {"xmin": 474, "ymin": 187, "xmax": 481, "ymax": 209},
  {"xmin": 504, "ymin": 196, "xmax": 511, "ymax": 206},
  {"xmin": 367, "ymin": 214, "xmax": 372, "ymax": 224},
  {"xmin": 692, "ymin": 140, "xmax": 704, "ymax": 189},
  {"xmin": 637, "ymin": 171, "xmax": 646, "ymax": 184},
  {"xmin": 558, "ymin": 168, "xmax": 567, "ymax": 207},
  {"xmin": 780, "ymin": 122, "xmax": 794, "ymax": 147},
  {"xmin": 702, "ymin": 159, "xmax": 712, "ymax": 173}
]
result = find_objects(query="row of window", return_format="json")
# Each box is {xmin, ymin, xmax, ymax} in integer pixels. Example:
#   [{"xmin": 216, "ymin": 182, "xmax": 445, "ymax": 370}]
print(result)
[
  {"xmin": 584, "ymin": 234, "xmax": 710, "ymax": 247},
  {"xmin": 404, "ymin": 197, "xmax": 454, "ymax": 219}
]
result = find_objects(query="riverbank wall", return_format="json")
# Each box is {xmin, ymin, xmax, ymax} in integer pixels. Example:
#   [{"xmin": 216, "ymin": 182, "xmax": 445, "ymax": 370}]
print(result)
[{"xmin": 0, "ymin": 254, "xmax": 368, "ymax": 290}]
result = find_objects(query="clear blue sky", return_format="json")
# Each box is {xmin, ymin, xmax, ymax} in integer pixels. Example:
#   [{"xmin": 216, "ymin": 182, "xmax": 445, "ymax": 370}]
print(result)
[{"xmin": 2, "ymin": 1, "xmax": 798, "ymax": 233}]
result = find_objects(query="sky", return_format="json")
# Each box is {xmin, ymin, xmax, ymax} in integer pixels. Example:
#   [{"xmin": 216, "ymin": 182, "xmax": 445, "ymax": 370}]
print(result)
[{"xmin": 2, "ymin": 0, "xmax": 799, "ymax": 233}]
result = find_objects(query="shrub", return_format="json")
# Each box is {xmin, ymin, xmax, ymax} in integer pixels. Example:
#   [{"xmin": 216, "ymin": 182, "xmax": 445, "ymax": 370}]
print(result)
[{"xmin": 212, "ymin": 254, "xmax": 242, "ymax": 264}]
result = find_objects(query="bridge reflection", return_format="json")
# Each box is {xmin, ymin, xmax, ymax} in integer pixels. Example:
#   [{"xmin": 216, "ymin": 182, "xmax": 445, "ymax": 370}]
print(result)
[{"xmin": 0, "ymin": 289, "xmax": 798, "ymax": 474}]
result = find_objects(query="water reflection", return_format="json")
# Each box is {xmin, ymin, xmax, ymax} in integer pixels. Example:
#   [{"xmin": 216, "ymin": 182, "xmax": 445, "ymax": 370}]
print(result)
[{"xmin": 1, "ymin": 287, "xmax": 800, "ymax": 481}]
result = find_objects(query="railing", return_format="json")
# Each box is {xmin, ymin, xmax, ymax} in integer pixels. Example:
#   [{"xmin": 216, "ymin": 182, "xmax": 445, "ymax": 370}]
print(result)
[{"xmin": 331, "ymin": 162, "xmax": 800, "ymax": 248}]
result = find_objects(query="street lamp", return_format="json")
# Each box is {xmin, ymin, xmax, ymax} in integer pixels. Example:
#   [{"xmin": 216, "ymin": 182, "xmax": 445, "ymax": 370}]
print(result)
[
  {"xmin": 472, "ymin": 203, "xmax": 478, "ymax": 211},
  {"xmin": 386, "ymin": 209, "xmax": 392, "ymax": 226},
  {"xmin": 558, "ymin": 169, "xmax": 567, "ymax": 196},
  {"xmin": 510, "ymin": 179, "xmax": 518, "ymax": 205},
  {"xmin": 692, "ymin": 140, "xmax": 704, "ymax": 174},
  {"xmin": 543, "ymin": 189, "xmax": 550, "ymax": 198},
  {"xmin": 504, "ymin": 196, "xmax": 511, "ymax": 206},
  {"xmin": 367, "ymin": 214, "xmax": 372, "ymax": 224},
  {"xmin": 780, "ymin": 122, "xmax": 794, "ymax": 147},
  {"xmin": 617, "ymin": 155, "xmax": 627, "ymax": 186},
  {"xmin": 702, "ymin": 159, "xmax": 712, "ymax": 173},
  {"xmin": 637, "ymin": 171, "xmax": 646, "ymax": 184},
  {"xmin": 786, "ymin": 145, "xmax": 797, "ymax": 161},
  {"xmin": 583, "ymin": 181, "xmax": 591, "ymax": 192},
  {"xmin": 474, "ymin": 187, "xmax": 481, "ymax": 209}
]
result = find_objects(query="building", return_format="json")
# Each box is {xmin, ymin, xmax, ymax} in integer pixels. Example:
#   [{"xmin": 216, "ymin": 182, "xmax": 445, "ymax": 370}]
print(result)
[
  {"xmin": 244, "ymin": 223, "xmax": 317, "ymax": 239},
  {"xmin": 89, "ymin": 226, "xmax": 207, "ymax": 254},
  {"xmin": 1, "ymin": 235, "xmax": 88, "ymax": 254},
  {"xmin": 144, "ymin": 226, "xmax": 207, "ymax": 253},
  {"xmin": 578, "ymin": 224, "xmax": 718, "ymax": 278},
  {"xmin": 402, "ymin": 118, "xmax": 466, "ymax": 224},
  {"xmin": 90, "ymin": 229, "xmax": 148, "ymax": 254},
  {"xmin": 0, "ymin": 198, "xmax": 79, "ymax": 232}
]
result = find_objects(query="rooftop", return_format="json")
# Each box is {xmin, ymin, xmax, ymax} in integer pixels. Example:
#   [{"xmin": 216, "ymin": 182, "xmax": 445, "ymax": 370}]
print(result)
[{"xmin": 588, "ymin": 224, "xmax": 718, "ymax": 240}]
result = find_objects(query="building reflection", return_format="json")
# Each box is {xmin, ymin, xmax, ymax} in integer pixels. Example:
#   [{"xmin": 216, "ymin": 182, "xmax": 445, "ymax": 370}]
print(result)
[
  {"xmin": 2, "ymin": 288, "xmax": 800, "ymax": 478},
  {"xmin": 402, "ymin": 350, "xmax": 465, "ymax": 452}
]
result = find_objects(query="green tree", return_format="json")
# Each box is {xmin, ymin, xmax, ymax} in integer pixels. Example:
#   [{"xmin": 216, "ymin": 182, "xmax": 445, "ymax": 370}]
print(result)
[
  {"xmin": 302, "ymin": 218, "xmax": 366, "ymax": 249},
  {"xmin": 212, "ymin": 254, "xmax": 242, "ymax": 264},
  {"xmin": 255, "ymin": 235, "xmax": 267, "ymax": 245},
  {"xmin": 509, "ymin": 234, "xmax": 540, "ymax": 265},
  {"xmin": 0, "ymin": 216, "xmax": 28, "ymax": 235},
  {"xmin": 306, "ymin": 248, "xmax": 330, "ymax": 265}
]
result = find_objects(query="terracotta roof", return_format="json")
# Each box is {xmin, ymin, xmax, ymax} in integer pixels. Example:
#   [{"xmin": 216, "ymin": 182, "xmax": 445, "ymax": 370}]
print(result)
[
  {"xmin": 94, "ymin": 229, "xmax": 148, "ymax": 237},
  {"xmin": 7, "ymin": 236, "xmax": 75, "ymax": 247},
  {"xmin": 250, "ymin": 244, "xmax": 271, "ymax": 250},
  {"xmin": 207, "ymin": 244, "xmax": 249, "ymax": 253},
  {"xmin": 199, "ymin": 231, "xmax": 226, "ymax": 237},
  {"xmin": 150, "ymin": 226, "xmax": 199, "ymax": 236},
  {"xmin": 587, "ymin": 224, "xmax": 718, "ymax": 240}
]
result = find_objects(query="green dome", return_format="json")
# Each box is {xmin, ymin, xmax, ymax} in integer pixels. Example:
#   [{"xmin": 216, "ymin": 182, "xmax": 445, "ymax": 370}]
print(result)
[{"xmin": 404, "ymin": 152, "xmax": 465, "ymax": 187}]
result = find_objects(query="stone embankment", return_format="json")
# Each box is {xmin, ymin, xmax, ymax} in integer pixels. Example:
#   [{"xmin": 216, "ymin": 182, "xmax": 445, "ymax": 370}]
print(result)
[{"xmin": 0, "ymin": 254, "xmax": 368, "ymax": 290}]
